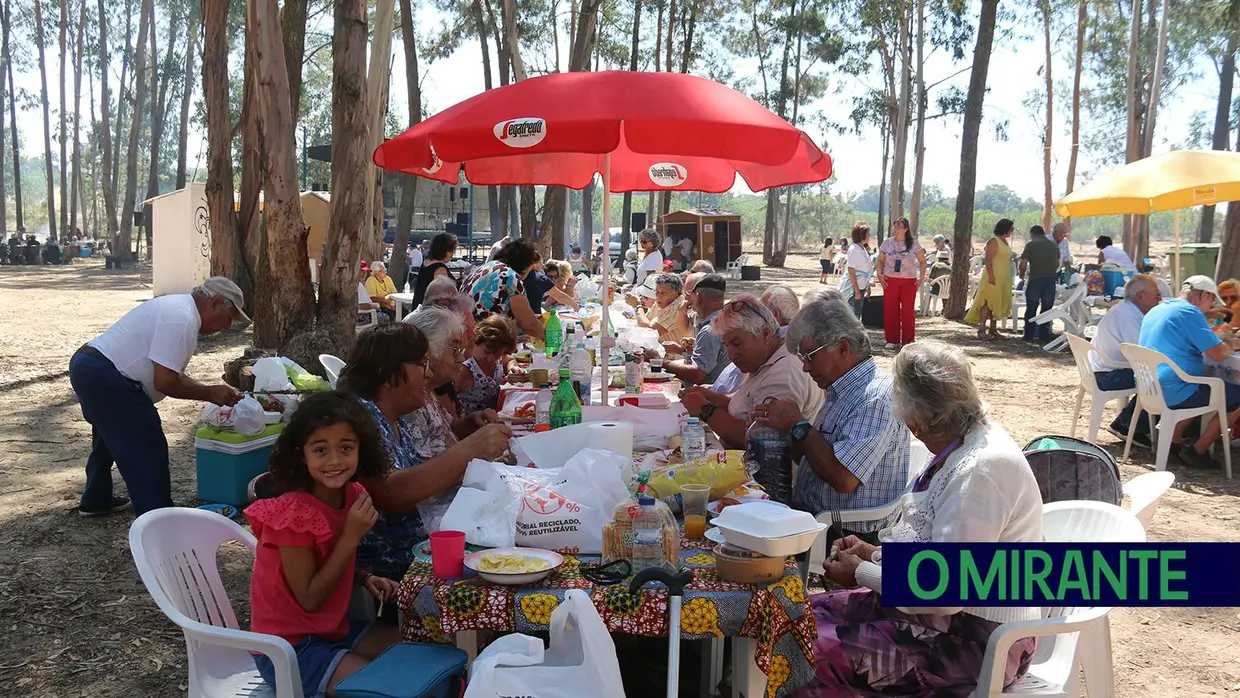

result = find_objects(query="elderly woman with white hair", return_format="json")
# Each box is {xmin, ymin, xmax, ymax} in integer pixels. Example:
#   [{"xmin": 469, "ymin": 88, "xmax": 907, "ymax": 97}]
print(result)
[
  {"xmin": 365, "ymin": 260, "xmax": 400, "ymax": 319},
  {"xmin": 634, "ymin": 228, "xmax": 665, "ymax": 288},
  {"xmin": 403, "ymin": 307, "xmax": 501, "ymax": 461},
  {"xmin": 788, "ymin": 341, "xmax": 1041, "ymax": 698},
  {"xmin": 630, "ymin": 273, "xmax": 694, "ymax": 347},
  {"xmin": 681, "ymin": 294, "xmax": 821, "ymax": 451}
]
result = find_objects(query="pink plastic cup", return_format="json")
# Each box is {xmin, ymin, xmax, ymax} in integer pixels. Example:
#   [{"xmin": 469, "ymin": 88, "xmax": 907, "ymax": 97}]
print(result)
[{"xmin": 429, "ymin": 530, "xmax": 466, "ymax": 579}]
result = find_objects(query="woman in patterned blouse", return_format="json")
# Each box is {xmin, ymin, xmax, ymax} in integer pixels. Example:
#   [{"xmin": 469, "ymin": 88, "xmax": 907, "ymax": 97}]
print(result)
[
  {"xmin": 461, "ymin": 238, "xmax": 545, "ymax": 339},
  {"xmin": 338, "ymin": 323, "xmax": 511, "ymax": 581}
]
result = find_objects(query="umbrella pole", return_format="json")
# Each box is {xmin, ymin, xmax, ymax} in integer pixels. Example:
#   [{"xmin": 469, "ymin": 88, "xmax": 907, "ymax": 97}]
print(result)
[
  {"xmin": 1173, "ymin": 209, "xmax": 1181, "ymax": 289},
  {"xmin": 599, "ymin": 153, "xmax": 613, "ymax": 407}
]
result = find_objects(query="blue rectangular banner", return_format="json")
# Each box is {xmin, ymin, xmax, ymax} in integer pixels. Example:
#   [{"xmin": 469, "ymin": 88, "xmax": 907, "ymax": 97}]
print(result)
[{"xmin": 878, "ymin": 543, "xmax": 1240, "ymax": 607}]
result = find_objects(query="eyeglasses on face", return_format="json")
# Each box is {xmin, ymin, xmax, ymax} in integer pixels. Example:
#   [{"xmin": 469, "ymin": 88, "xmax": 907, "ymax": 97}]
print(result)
[{"xmin": 797, "ymin": 343, "xmax": 832, "ymax": 363}]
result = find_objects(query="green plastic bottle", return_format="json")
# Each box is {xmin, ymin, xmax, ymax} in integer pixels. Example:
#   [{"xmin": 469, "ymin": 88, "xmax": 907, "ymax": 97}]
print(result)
[
  {"xmin": 544, "ymin": 309, "xmax": 562, "ymax": 358},
  {"xmin": 549, "ymin": 368, "xmax": 582, "ymax": 429}
]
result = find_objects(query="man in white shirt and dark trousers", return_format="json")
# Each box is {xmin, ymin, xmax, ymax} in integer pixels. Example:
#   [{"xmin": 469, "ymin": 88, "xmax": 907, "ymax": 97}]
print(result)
[
  {"xmin": 1089, "ymin": 273, "xmax": 1160, "ymax": 447},
  {"xmin": 69, "ymin": 277, "xmax": 248, "ymax": 517}
]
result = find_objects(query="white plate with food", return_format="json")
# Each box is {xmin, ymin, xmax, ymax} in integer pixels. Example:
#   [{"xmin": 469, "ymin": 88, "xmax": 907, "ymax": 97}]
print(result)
[{"xmin": 463, "ymin": 547, "xmax": 564, "ymax": 585}]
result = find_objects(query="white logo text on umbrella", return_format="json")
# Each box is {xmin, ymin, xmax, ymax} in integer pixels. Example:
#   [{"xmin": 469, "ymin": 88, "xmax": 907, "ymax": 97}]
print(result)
[
  {"xmin": 649, "ymin": 162, "xmax": 688, "ymax": 188},
  {"xmin": 494, "ymin": 118, "xmax": 547, "ymax": 148}
]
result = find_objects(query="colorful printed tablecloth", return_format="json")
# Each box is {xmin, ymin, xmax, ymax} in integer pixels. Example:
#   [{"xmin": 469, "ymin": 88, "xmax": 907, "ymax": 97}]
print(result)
[{"xmin": 396, "ymin": 536, "xmax": 817, "ymax": 698}]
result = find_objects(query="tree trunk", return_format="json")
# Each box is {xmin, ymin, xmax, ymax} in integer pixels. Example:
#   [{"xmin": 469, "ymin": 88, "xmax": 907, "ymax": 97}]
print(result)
[
  {"xmin": 877, "ymin": 121, "xmax": 889, "ymax": 244},
  {"xmin": 1219, "ymin": 119, "xmax": 1240, "ymax": 280},
  {"xmin": 679, "ymin": 0, "xmax": 697, "ymax": 73},
  {"xmin": 112, "ymin": 0, "xmax": 132, "ymax": 207},
  {"xmin": 1133, "ymin": 0, "xmax": 1170, "ymax": 264},
  {"xmin": 94, "ymin": 0, "xmax": 113, "ymax": 242},
  {"xmin": 0, "ymin": 4, "xmax": 5, "ymax": 239},
  {"xmin": 362, "ymin": 0, "xmax": 394, "ymax": 264},
  {"xmin": 500, "ymin": 0, "xmax": 536, "ymax": 243},
  {"xmin": 664, "ymin": 0, "xmax": 676, "ymax": 78},
  {"xmin": 777, "ymin": 0, "xmax": 805, "ymax": 265},
  {"xmin": 1064, "ymin": 0, "xmax": 1086, "ymax": 222},
  {"xmin": 581, "ymin": 178, "xmax": 594, "ymax": 255},
  {"xmin": 390, "ymin": 0, "xmax": 422, "ymax": 286},
  {"xmin": 1122, "ymin": 0, "xmax": 1141, "ymax": 253},
  {"xmin": 88, "ymin": 67, "xmax": 97, "ymax": 237},
  {"xmin": 117, "ymin": 0, "xmax": 152, "ymax": 257},
  {"xmin": 1040, "ymin": 0, "xmax": 1053, "ymax": 230},
  {"xmin": 1201, "ymin": 19, "xmax": 1238, "ymax": 242},
  {"xmin": 146, "ymin": 6, "xmax": 181, "ymax": 261},
  {"xmin": 240, "ymin": 29, "xmax": 264, "ymax": 278},
  {"xmin": 540, "ymin": 0, "xmax": 601, "ymax": 261},
  {"xmin": 318, "ymin": 0, "xmax": 371, "ymax": 348},
  {"xmin": 471, "ymin": 0, "xmax": 501, "ymax": 240},
  {"xmin": 889, "ymin": 0, "xmax": 910, "ymax": 221},
  {"xmin": 909, "ymin": 0, "xmax": 926, "ymax": 233},
  {"xmin": 176, "ymin": 12, "xmax": 199, "ymax": 189},
  {"xmin": 58, "ymin": 0, "xmax": 68, "ymax": 238},
  {"xmin": 34, "ymin": 0, "xmax": 59, "ymax": 241},
  {"xmin": 69, "ymin": 0, "xmax": 85, "ymax": 236},
  {"xmin": 619, "ymin": 0, "xmax": 642, "ymax": 256},
  {"xmin": 945, "ymin": 0, "xmax": 999, "ymax": 320},
  {"xmin": 204, "ymin": 0, "xmax": 242, "ymax": 285},
  {"xmin": 3, "ymin": 0, "xmax": 16, "ymax": 231},
  {"xmin": 281, "ymin": 0, "xmax": 306, "ymax": 119}
]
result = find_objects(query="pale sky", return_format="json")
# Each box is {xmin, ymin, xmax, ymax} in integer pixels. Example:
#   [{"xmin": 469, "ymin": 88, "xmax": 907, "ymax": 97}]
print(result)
[{"xmin": 8, "ymin": 4, "xmax": 1218, "ymax": 205}]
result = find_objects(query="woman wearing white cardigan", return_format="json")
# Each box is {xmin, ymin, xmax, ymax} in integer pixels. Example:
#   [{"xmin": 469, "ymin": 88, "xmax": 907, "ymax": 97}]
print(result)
[{"xmin": 794, "ymin": 341, "xmax": 1043, "ymax": 698}]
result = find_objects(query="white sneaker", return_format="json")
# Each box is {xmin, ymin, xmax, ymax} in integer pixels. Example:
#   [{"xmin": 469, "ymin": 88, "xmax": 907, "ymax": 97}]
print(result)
[{"xmin": 884, "ymin": 343, "xmax": 898, "ymax": 350}]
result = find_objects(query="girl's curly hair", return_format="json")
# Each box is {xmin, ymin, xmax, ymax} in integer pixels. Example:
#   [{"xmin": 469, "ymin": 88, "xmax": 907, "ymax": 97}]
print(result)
[{"xmin": 266, "ymin": 391, "xmax": 392, "ymax": 494}]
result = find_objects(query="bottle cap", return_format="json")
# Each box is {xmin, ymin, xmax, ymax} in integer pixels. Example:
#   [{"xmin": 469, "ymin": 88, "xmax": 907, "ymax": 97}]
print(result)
[
  {"xmin": 539, "ymin": 383, "xmax": 550, "ymax": 389},
  {"xmin": 687, "ymin": 417, "xmax": 699, "ymax": 425},
  {"xmin": 638, "ymin": 496, "xmax": 655, "ymax": 505}
]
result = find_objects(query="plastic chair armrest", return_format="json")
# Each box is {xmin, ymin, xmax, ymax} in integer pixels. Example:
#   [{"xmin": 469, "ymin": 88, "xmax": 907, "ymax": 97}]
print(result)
[
  {"xmin": 188, "ymin": 623, "xmax": 305, "ymax": 698},
  {"xmin": 975, "ymin": 608, "xmax": 1111, "ymax": 696},
  {"xmin": 1175, "ymin": 372, "xmax": 1224, "ymax": 391}
]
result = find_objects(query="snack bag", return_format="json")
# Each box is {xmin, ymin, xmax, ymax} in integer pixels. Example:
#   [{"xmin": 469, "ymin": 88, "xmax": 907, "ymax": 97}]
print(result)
[{"xmin": 645, "ymin": 450, "xmax": 749, "ymax": 504}]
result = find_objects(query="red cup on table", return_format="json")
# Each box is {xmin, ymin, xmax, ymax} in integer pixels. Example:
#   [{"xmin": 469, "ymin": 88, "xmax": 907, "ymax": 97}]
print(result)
[{"xmin": 429, "ymin": 530, "xmax": 466, "ymax": 579}]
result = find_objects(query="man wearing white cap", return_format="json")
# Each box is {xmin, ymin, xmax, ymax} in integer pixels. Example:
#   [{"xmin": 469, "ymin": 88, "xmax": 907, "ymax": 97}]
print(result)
[
  {"xmin": 1138, "ymin": 275, "xmax": 1239, "ymax": 470},
  {"xmin": 68, "ymin": 277, "xmax": 248, "ymax": 517}
]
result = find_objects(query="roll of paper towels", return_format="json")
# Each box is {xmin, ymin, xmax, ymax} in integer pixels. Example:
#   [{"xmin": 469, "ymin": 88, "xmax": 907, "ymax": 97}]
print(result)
[{"xmin": 586, "ymin": 422, "xmax": 633, "ymax": 459}]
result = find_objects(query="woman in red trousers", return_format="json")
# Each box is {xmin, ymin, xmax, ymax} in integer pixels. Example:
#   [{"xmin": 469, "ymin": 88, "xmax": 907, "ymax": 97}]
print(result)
[{"xmin": 876, "ymin": 218, "xmax": 927, "ymax": 350}]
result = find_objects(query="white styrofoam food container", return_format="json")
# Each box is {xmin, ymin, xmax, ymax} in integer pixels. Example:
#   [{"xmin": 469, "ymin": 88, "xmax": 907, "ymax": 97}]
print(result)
[
  {"xmin": 714, "ymin": 524, "xmax": 827, "ymax": 557},
  {"xmin": 712, "ymin": 501, "xmax": 819, "ymax": 538}
]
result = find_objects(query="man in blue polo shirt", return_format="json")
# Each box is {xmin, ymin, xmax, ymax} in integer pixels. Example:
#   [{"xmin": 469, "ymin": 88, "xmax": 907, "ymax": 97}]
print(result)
[{"xmin": 1139, "ymin": 275, "xmax": 1239, "ymax": 470}]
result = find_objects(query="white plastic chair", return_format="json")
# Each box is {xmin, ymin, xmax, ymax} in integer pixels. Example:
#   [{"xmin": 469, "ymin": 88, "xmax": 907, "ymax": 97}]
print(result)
[
  {"xmin": 1030, "ymin": 283, "xmax": 1089, "ymax": 353},
  {"xmin": 1122, "ymin": 471, "xmax": 1175, "ymax": 529},
  {"xmin": 1119, "ymin": 343, "xmax": 1232, "ymax": 479},
  {"xmin": 1009, "ymin": 288, "xmax": 1025, "ymax": 332},
  {"xmin": 319, "ymin": 354, "xmax": 346, "ymax": 389},
  {"xmin": 129, "ymin": 508, "xmax": 303, "ymax": 698},
  {"xmin": 725, "ymin": 254, "xmax": 748, "ymax": 280},
  {"xmin": 920, "ymin": 276, "xmax": 951, "ymax": 316},
  {"xmin": 802, "ymin": 437, "xmax": 931, "ymax": 583},
  {"xmin": 972, "ymin": 500, "xmax": 1146, "ymax": 698},
  {"xmin": 1065, "ymin": 334, "xmax": 1137, "ymax": 444}
]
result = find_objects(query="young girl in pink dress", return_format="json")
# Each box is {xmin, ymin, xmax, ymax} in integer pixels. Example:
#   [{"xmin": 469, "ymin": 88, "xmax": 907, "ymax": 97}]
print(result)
[{"xmin": 245, "ymin": 391, "xmax": 400, "ymax": 697}]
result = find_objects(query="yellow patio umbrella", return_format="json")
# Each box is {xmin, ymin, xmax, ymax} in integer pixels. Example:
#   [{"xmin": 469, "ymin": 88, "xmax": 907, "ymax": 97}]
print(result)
[{"xmin": 1054, "ymin": 149, "xmax": 1240, "ymax": 288}]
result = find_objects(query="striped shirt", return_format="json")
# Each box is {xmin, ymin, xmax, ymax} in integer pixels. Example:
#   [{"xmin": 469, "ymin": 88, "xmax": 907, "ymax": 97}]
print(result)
[{"xmin": 792, "ymin": 358, "xmax": 911, "ymax": 532}]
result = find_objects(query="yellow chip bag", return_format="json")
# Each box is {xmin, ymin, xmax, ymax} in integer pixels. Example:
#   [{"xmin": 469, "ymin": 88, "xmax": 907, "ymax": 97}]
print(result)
[{"xmin": 645, "ymin": 450, "xmax": 749, "ymax": 500}]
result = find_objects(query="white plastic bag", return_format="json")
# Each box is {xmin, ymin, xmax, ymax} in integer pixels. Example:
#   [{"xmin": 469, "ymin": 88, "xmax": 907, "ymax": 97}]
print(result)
[
  {"xmin": 463, "ymin": 590, "xmax": 626, "ymax": 698},
  {"xmin": 200, "ymin": 404, "xmax": 235, "ymax": 429},
  {"xmin": 617, "ymin": 326, "xmax": 663, "ymax": 358},
  {"xmin": 252, "ymin": 357, "xmax": 294, "ymax": 392},
  {"xmin": 498, "ymin": 449, "xmax": 631, "ymax": 554},
  {"xmin": 231, "ymin": 396, "xmax": 266, "ymax": 436}
]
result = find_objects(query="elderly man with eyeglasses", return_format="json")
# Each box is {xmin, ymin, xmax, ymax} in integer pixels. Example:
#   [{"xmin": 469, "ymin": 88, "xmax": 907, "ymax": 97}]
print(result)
[
  {"xmin": 679, "ymin": 294, "xmax": 821, "ymax": 450},
  {"xmin": 750, "ymin": 298, "xmax": 911, "ymax": 548}
]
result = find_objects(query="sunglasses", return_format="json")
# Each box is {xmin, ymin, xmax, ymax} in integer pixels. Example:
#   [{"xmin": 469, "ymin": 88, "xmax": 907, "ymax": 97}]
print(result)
[
  {"xmin": 1223, "ymin": 295, "xmax": 1239, "ymax": 304},
  {"xmin": 728, "ymin": 299, "xmax": 761, "ymax": 314}
]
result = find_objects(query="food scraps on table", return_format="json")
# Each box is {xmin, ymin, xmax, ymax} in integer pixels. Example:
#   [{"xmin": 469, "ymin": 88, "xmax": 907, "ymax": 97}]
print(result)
[{"xmin": 475, "ymin": 552, "xmax": 552, "ymax": 574}]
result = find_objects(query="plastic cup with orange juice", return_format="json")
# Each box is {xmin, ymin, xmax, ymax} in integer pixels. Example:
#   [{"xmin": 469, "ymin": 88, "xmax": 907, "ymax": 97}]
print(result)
[{"xmin": 681, "ymin": 483, "xmax": 710, "ymax": 539}]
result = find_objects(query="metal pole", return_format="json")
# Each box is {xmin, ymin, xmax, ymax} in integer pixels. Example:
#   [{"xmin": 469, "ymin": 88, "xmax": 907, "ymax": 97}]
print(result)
[
  {"xmin": 301, "ymin": 127, "xmax": 308, "ymax": 190},
  {"xmin": 468, "ymin": 184, "xmax": 475, "ymax": 243},
  {"xmin": 599, "ymin": 153, "xmax": 613, "ymax": 407}
]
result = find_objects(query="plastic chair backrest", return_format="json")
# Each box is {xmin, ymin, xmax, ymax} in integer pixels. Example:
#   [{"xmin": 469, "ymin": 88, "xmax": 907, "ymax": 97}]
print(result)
[
  {"xmin": 1119, "ymin": 343, "xmax": 1173, "ymax": 417},
  {"xmin": 1122, "ymin": 471, "xmax": 1175, "ymax": 529},
  {"xmin": 1065, "ymin": 334, "xmax": 1101, "ymax": 392},
  {"xmin": 319, "ymin": 354, "xmax": 346, "ymax": 388},
  {"xmin": 129, "ymin": 507, "xmax": 252, "ymax": 631}
]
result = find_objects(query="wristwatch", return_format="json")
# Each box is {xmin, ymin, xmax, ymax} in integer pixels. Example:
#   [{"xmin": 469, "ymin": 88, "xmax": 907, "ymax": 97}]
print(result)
[
  {"xmin": 790, "ymin": 420, "xmax": 812, "ymax": 442},
  {"xmin": 699, "ymin": 403, "xmax": 718, "ymax": 423}
]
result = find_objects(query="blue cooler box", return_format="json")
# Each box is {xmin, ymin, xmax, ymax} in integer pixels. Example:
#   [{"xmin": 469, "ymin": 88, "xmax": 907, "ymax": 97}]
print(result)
[
  {"xmin": 195, "ymin": 427, "xmax": 282, "ymax": 507},
  {"xmin": 1100, "ymin": 269, "xmax": 1126, "ymax": 296}
]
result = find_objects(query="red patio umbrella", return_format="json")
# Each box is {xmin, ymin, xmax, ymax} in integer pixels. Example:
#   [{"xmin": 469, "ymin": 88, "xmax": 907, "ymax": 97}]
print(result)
[{"xmin": 373, "ymin": 70, "xmax": 833, "ymax": 405}]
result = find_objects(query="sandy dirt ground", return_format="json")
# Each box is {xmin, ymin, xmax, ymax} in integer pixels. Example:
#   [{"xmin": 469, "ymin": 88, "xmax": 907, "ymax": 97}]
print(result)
[{"xmin": 1, "ymin": 251, "xmax": 1238, "ymax": 697}]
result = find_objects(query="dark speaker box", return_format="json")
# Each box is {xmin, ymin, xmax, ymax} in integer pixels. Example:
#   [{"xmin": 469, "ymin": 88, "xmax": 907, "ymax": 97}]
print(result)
[
  {"xmin": 861, "ymin": 295, "xmax": 884, "ymax": 329},
  {"xmin": 630, "ymin": 212, "xmax": 646, "ymax": 232}
]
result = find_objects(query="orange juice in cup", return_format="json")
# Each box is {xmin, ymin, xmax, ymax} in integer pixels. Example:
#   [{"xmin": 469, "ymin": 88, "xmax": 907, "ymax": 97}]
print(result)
[
  {"xmin": 684, "ymin": 514, "xmax": 707, "ymax": 539},
  {"xmin": 681, "ymin": 483, "xmax": 711, "ymax": 539}
]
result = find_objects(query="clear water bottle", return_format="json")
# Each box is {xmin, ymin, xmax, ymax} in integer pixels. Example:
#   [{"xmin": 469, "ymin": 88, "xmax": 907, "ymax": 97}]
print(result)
[
  {"xmin": 745, "ymin": 420, "xmax": 793, "ymax": 503},
  {"xmin": 403, "ymin": 280, "xmax": 411, "ymax": 294},
  {"xmin": 534, "ymin": 383, "xmax": 552, "ymax": 433},
  {"xmin": 630, "ymin": 497, "xmax": 665, "ymax": 573},
  {"xmin": 570, "ymin": 342, "xmax": 593, "ymax": 406},
  {"xmin": 682, "ymin": 417, "xmax": 706, "ymax": 462}
]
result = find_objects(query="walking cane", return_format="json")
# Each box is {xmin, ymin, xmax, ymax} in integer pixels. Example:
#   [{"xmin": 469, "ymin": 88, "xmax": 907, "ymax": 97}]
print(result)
[{"xmin": 630, "ymin": 567, "xmax": 696, "ymax": 698}]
